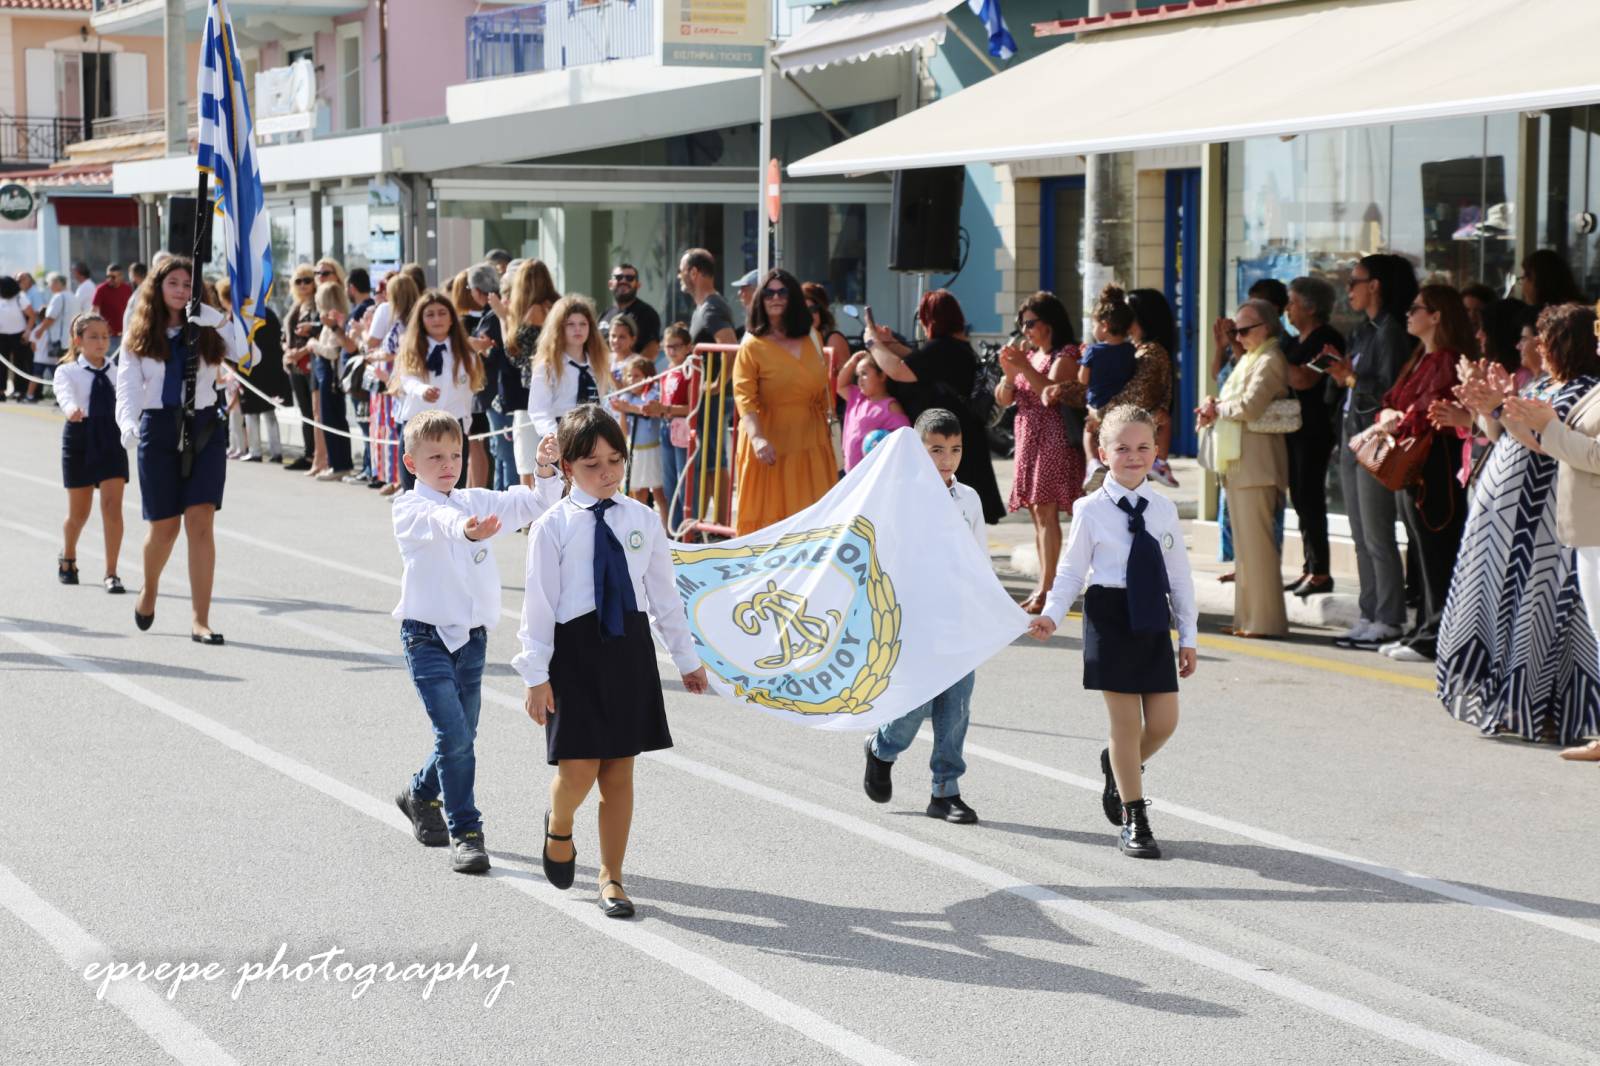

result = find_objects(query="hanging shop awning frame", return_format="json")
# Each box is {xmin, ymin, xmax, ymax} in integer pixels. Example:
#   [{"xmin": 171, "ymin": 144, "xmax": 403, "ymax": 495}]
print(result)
[
  {"xmin": 788, "ymin": 0, "xmax": 1600, "ymax": 176},
  {"xmin": 772, "ymin": 0, "xmax": 996, "ymax": 76}
]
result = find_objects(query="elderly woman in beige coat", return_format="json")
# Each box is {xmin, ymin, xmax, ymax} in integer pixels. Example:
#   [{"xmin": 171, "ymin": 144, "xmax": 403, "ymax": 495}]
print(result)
[{"xmin": 1197, "ymin": 298, "xmax": 1291, "ymax": 638}]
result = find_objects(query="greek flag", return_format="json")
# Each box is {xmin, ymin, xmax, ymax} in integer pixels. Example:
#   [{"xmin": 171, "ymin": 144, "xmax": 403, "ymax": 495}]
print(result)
[
  {"xmin": 197, "ymin": 0, "xmax": 271, "ymax": 370},
  {"xmin": 967, "ymin": 0, "xmax": 1017, "ymax": 61}
]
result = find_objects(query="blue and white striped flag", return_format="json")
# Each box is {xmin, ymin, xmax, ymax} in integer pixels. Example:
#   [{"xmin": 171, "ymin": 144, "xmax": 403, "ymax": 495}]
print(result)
[
  {"xmin": 967, "ymin": 0, "xmax": 1017, "ymax": 61},
  {"xmin": 197, "ymin": 0, "xmax": 271, "ymax": 371}
]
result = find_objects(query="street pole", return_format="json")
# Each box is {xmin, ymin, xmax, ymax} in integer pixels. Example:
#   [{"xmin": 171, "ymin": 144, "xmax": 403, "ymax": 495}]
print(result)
[
  {"xmin": 1083, "ymin": 0, "xmax": 1134, "ymax": 322},
  {"xmin": 756, "ymin": 42, "xmax": 773, "ymax": 282},
  {"xmin": 164, "ymin": 0, "xmax": 187, "ymax": 158}
]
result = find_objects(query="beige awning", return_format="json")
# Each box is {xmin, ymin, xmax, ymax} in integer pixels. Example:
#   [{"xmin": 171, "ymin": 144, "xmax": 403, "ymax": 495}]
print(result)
[
  {"xmin": 771, "ymin": 0, "xmax": 967, "ymax": 75},
  {"xmin": 789, "ymin": 0, "xmax": 1600, "ymax": 176}
]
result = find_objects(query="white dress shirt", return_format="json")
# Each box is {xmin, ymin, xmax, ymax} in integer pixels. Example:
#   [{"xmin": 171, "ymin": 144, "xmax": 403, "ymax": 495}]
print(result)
[
  {"xmin": 366, "ymin": 301, "xmax": 393, "ymax": 351},
  {"xmin": 75, "ymin": 280, "xmax": 96, "ymax": 315},
  {"xmin": 53, "ymin": 354, "xmax": 116, "ymax": 419},
  {"xmin": 391, "ymin": 477, "xmax": 564, "ymax": 652},
  {"xmin": 395, "ymin": 337, "xmax": 476, "ymax": 424},
  {"xmin": 513, "ymin": 487, "xmax": 699, "ymax": 686},
  {"xmin": 0, "ymin": 293, "xmax": 28, "ymax": 334},
  {"xmin": 114, "ymin": 319, "xmax": 249, "ymax": 449},
  {"xmin": 948, "ymin": 478, "xmax": 986, "ymax": 554},
  {"xmin": 527, "ymin": 354, "xmax": 614, "ymax": 436},
  {"xmin": 42, "ymin": 291, "xmax": 71, "ymax": 345},
  {"xmin": 1041, "ymin": 477, "xmax": 1198, "ymax": 648}
]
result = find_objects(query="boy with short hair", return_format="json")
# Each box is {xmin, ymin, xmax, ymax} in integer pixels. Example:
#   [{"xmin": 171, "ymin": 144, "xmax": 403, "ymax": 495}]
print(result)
[
  {"xmin": 391, "ymin": 410, "xmax": 563, "ymax": 873},
  {"xmin": 862, "ymin": 408, "xmax": 986, "ymax": 823}
]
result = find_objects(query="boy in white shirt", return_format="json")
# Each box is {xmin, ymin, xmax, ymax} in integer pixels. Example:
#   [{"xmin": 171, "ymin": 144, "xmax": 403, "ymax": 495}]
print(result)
[
  {"xmin": 391, "ymin": 410, "xmax": 562, "ymax": 874},
  {"xmin": 862, "ymin": 409, "xmax": 986, "ymax": 824}
]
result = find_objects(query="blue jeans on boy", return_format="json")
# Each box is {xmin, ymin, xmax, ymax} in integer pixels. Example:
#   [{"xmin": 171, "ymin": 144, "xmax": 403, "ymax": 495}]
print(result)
[
  {"xmin": 869, "ymin": 671, "xmax": 975, "ymax": 798},
  {"xmin": 402, "ymin": 620, "xmax": 487, "ymax": 838},
  {"xmin": 486, "ymin": 407, "xmax": 515, "ymax": 491}
]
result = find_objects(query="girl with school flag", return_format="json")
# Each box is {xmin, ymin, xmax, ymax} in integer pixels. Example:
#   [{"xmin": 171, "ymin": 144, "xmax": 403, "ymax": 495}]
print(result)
[{"xmin": 114, "ymin": 256, "xmax": 247, "ymax": 645}]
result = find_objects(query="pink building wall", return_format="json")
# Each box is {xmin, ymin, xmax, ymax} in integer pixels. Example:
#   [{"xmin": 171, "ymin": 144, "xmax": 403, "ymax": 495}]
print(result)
[{"xmin": 333, "ymin": 0, "xmax": 480, "ymax": 130}]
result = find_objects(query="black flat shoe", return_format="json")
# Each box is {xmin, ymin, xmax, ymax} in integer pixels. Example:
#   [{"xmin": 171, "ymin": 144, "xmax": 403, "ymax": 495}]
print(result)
[
  {"xmin": 1099, "ymin": 748, "xmax": 1122, "ymax": 826},
  {"xmin": 1283, "ymin": 575, "xmax": 1309, "ymax": 593},
  {"xmin": 57, "ymin": 555, "xmax": 78, "ymax": 585},
  {"xmin": 134, "ymin": 606, "xmax": 154, "ymax": 631},
  {"xmin": 1294, "ymin": 576, "xmax": 1335, "ymax": 599},
  {"xmin": 191, "ymin": 631, "xmax": 225, "ymax": 646},
  {"xmin": 283, "ymin": 457, "xmax": 312, "ymax": 471},
  {"xmin": 926, "ymin": 795, "xmax": 978, "ymax": 824},
  {"xmin": 863, "ymin": 735, "xmax": 892, "ymax": 803},
  {"xmin": 542, "ymin": 810, "xmax": 575, "ymax": 890},
  {"xmin": 104, "ymin": 575, "xmax": 125, "ymax": 594},
  {"xmin": 598, "ymin": 880, "xmax": 634, "ymax": 919}
]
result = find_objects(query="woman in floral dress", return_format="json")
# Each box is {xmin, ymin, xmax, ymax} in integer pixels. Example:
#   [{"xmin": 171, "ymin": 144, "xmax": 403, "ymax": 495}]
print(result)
[{"xmin": 997, "ymin": 291, "xmax": 1084, "ymax": 614}]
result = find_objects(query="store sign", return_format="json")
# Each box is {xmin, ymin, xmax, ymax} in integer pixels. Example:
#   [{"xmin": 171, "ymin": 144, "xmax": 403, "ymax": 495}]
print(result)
[
  {"xmin": 0, "ymin": 183, "xmax": 36, "ymax": 222},
  {"xmin": 663, "ymin": 0, "xmax": 768, "ymax": 68}
]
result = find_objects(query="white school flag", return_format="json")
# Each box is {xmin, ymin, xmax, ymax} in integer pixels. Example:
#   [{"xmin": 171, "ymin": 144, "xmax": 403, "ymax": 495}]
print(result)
[{"xmin": 670, "ymin": 428, "xmax": 1028, "ymax": 731}]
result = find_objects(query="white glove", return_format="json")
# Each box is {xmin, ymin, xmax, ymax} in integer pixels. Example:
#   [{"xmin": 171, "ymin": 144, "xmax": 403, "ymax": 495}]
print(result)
[
  {"xmin": 121, "ymin": 430, "xmax": 138, "ymax": 451},
  {"xmin": 188, "ymin": 302, "xmax": 226, "ymax": 330}
]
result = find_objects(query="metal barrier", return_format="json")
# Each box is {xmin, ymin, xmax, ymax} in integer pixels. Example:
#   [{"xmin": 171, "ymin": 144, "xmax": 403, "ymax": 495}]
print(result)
[
  {"xmin": 466, "ymin": 0, "xmax": 655, "ymax": 81},
  {"xmin": 673, "ymin": 343, "xmax": 740, "ymax": 542}
]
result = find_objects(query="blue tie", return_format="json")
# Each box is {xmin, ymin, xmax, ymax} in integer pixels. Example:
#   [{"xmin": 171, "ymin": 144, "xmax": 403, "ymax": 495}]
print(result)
[
  {"xmin": 160, "ymin": 335, "xmax": 191, "ymax": 408},
  {"xmin": 1115, "ymin": 494, "xmax": 1171, "ymax": 634},
  {"xmin": 588, "ymin": 497, "xmax": 637, "ymax": 640},
  {"xmin": 571, "ymin": 360, "xmax": 597, "ymax": 405},
  {"xmin": 84, "ymin": 363, "xmax": 119, "ymax": 470},
  {"xmin": 426, "ymin": 343, "xmax": 446, "ymax": 377}
]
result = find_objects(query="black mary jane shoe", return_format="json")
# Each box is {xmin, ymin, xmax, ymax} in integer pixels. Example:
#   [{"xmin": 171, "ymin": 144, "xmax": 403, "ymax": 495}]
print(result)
[
  {"xmin": 134, "ymin": 605, "xmax": 154, "ymax": 631},
  {"xmin": 191, "ymin": 630, "xmax": 225, "ymax": 646},
  {"xmin": 598, "ymin": 880, "xmax": 635, "ymax": 919},
  {"xmin": 104, "ymin": 575, "xmax": 125, "ymax": 595},
  {"xmin": 542, "ymin": 810, "xmax": 576, "ymax": 890},
  {"xmin": 57, "ymin": 555, "xmax": 79, "ymax": 586}
]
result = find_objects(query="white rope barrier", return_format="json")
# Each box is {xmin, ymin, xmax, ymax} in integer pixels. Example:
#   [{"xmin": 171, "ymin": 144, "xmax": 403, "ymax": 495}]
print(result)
[{"xmin": 0, "ymin": 348, "xmax": 56, "ymax": 387}]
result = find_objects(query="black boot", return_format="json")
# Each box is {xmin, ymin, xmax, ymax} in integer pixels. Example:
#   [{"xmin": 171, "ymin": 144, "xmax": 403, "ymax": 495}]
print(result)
[
  {"xmin": 1119, "ymin": 799, "xmax": 1161, "ymax": 859},
  {"xmin": 926, "ymin": 795, "xmax": 978, "ymax": 824},
  {"xmin": 1098, "ymin": 748, "xmax": 1121, "ymax": 826},
  {"xmin": 863, "ymin": 736, "xmax": 892, "ymax": 803}
]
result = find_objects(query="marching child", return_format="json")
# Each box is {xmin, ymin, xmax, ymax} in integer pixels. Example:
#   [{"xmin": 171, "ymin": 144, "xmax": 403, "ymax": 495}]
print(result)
[
  {"xmin": 391, "ymin": 410, "xmax": 563, "ymax": 874},
  {"xmin": 515, "ymin": 403, "xmax": 709, "ymax": 918},
  {"xmin": 1078, "ymin": 285, "xmax": 1139, "ymax": 486},
  {"xmin": 1028, "ymin": 405, "xmax": 1197, "ymax": 859},
  {"xmin": 862, "ymin": 408, "xmax": 985, "ymax": 823},
  {"xmin": 389, "ymin": 290, "xmax": 486, "ymax": 491},
  {"xmin": 836, "ymin": 349, "xmax": 911, "ymax": 471},
  {"xmin": 53, "ymin": 311, "xmax": 128, "ymax": 592}
]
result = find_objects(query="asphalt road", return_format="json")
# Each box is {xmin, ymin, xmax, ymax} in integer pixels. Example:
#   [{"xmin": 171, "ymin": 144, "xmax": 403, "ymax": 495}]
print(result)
[{"xmin": 0, "ymin": 401, "xmax": 1596, "ymax": 1066}]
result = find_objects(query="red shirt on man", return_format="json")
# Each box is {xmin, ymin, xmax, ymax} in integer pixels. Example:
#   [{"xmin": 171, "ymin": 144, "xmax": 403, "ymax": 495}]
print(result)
[{"xmin": 92, "ymin": 281, "xmax": 132, "ymax": 335}]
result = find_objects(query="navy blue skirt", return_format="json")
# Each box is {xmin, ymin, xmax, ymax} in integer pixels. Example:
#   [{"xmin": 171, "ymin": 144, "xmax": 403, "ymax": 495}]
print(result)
[
  {"xmin": 1082, "ymin": 585, "xmax": 1178, "ymax": 694},
  {"xmin": 545, "ymin": 610, "xmax": 672, "ymax": 765},
  {"xmin": 137, "ymin": 407, "xmax": 227, "ymax": 521},
  {"xmin": 61, "ymin": 417, "xmax": 129, "ymax": 489}
]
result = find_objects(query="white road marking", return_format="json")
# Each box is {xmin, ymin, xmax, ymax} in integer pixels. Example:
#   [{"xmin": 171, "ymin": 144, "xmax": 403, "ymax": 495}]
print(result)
[
  {"xmin": 0, "ymin": 859, "xmax": 240, "ymax": 1066},
  {"xmin": 0, "ymin": 621, "xmax": 915, "ymax": 1066}
]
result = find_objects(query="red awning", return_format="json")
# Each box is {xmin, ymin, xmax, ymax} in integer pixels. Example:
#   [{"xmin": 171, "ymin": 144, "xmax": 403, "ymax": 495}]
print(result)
[{"xmin": 53, "ymin": 197, "xmax": 138, "ymax": 228}]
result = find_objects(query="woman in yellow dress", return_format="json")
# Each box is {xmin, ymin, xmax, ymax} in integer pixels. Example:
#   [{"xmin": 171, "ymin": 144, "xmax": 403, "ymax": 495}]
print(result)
[{"xmin": 732, "ymin": 269, "xmax": 837, "ymax": 535}]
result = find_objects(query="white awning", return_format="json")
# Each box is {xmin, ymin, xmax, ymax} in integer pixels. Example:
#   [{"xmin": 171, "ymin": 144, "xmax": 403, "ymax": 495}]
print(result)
[
  {"xmin": 789, "ymin": 0, "xmax": 1600, "ymax": 176},
  {"xmin": 772, "ymin": 0, "xmax": 966, "ymax": 75}
]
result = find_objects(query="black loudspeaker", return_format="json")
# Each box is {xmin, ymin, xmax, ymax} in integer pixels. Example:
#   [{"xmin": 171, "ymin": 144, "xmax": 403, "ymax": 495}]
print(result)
[
  {"xmin": 166, "ymin": 196, "xmax": 214, "ymax": 265},
  {"xmin": 889, "ymin": 166, "xmax": 964, "ymax": 274}
]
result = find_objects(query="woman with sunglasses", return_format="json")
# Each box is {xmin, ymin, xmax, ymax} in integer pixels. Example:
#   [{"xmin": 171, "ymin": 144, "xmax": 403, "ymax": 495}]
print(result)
[
  {"xmin": 1359, "ymin": 284, "xmax": 1471, "ymax": 664},
  {"xmin": 1196, "ymin": 299, "xmax": 1291, "ymax": 638},
  {"xmin": 281, "ymin": 265, "xmax": 323, "ymax": 472},
  {"xmin": 1321, "ymin": 254, "xmax": 1418, "ymax": 649},
  {"xmin": 996, "ymin": 291, "xmax": 1083, "ymax": 614},
  {"xmin": 730, "ymin": 269, "xmax": 837, "ymax": 536}
]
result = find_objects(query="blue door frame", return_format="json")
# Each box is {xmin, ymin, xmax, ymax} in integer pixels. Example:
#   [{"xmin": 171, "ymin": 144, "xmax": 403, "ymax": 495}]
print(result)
[
  {"xmin": 1164, "ymin": 168, "xmax": 1201, "ymax": 457},
  {"xmin": 1038, "ymin": 175, "xmax": 1084, "ymax": 301}
]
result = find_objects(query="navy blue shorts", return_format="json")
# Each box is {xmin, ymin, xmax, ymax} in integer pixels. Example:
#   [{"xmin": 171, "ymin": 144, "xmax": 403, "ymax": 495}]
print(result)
[
  {"xmin": 137, "ymin": 408, "xmax": 227, "ymax": 521},
  {"xmin": 61, "ymin": 418, "xmax": 129, "ymax": 489}
]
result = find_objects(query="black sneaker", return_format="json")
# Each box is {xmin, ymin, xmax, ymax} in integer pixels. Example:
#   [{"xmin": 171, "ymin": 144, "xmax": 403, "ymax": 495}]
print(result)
[
  {"xmin": 926, "ymin": 795, "xmax": 978, "ymax": 824},
  {"xmin": 283, "ymin": 457, "xmax": 312, "ymax": 472},
  {"xmin": 395, "ymin": 789, "xmax": 448, "ymax": 847},
  {"xmin": 1119, "ymin": 800, "xmax": 1161, "ymax": 859},
  {"xmin": 450, "ymin": 831, "xmax": 490, "ymax": 874},
  {"xmin": 863, "ymin": 736, "xmax": 892, "ymax": 803},
  {"xmin": 1098, "ymin": 748, "xmax": 1121, "ymax": 826}
]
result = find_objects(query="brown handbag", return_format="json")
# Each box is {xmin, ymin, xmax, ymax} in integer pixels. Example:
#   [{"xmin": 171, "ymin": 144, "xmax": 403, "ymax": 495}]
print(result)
[{"xmin": 1351, "ymin": 426, "xmax": 1432, "ymax": 491}]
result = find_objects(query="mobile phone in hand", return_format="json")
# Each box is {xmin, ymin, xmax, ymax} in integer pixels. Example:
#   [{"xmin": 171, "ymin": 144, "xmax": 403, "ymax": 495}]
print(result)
[{"xmin": 861, "ymin": 304, "xmax": 878, "ymax": 337}]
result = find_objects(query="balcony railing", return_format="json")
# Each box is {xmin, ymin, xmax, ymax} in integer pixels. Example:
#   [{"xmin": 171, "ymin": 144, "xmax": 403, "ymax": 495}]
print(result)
[
  {"xmin": 467, "ymin": 0, "xmax": 655, "ymax": 81},
  {"xmin": 0, "ymin": 116, "xmax": 90, "ymax": 170}
]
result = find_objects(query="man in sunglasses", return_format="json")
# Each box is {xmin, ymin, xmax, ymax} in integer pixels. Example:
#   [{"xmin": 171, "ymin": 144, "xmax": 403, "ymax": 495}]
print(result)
[{"xmin": 598, "ymin": 262, "xmax": 661, "ymax": 366}]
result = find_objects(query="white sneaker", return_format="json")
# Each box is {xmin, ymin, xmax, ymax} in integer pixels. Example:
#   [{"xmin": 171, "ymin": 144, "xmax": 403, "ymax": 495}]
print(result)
[
  {"xmin": 1378, "ymin": 640, "xmax": 1407, "ymax": 657},
  {"xmin": 1354, "ymin": 623, "xmax": 1405, "ymax": 650},
  {"xmin": 1388, "ymin": 645, "xmax": 1432, "ymax": 663},
  {"xmin": 1335, "ymin": 619, "xmax": 1374, "ymax": 645}
]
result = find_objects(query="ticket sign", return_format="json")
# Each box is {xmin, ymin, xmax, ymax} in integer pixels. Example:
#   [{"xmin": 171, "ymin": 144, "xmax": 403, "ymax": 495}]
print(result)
[{"xmin": 664, "ymin": 0, "xmax": 768, "ymax": 68}]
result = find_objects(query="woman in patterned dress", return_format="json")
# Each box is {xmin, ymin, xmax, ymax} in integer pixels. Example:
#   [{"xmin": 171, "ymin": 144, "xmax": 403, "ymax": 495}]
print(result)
[
  {"xmin": 997, "ymin": 292, "xmax": 1084, "ymax": 614},
  {"xmin": 1436, "ymin": 302, "xmax": 1600, "ymax": 744}
]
